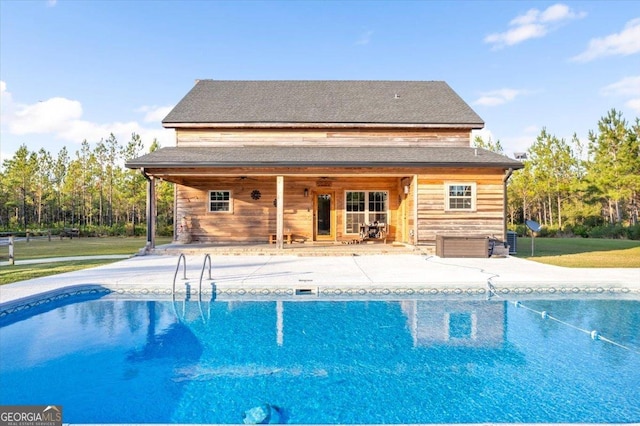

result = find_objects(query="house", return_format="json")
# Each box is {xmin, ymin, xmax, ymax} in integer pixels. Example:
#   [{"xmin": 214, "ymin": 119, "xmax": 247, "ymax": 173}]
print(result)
[{"xmin": 126, "ymin": 80, "xmax": 523, "ymax": 250}]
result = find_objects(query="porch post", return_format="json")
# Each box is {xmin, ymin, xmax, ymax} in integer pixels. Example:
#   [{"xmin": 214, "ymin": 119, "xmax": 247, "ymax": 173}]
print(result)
[
  {"xmin": 276, "ymin": 176, "xmax": 284, "ymax": 249},
  {"xmin": 150, "ymin": 176, "xmax": 156, "ymax": 249},
  {"xmin": 413, "ymin": 174, "xmax": 419, "ymax": 245},
  {"xmin": 503, "ymin": 168, "xmax": 514, "ymax": 241},
  {"xmin": 142, "ymin": 168, "xmax": 156, "ymax": 250}
]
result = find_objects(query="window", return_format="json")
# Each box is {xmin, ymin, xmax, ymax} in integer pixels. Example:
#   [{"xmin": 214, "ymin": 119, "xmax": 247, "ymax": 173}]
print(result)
[
  {"xmin": 447, "ymin": 312, "xmax": 477, "ymax": 340},
  {"xmin": 345, "ymin": 191, "xmax": 388, "ymax": 233},
  {"xmin": 446, "ymin": 183, "xmax": 476, "ymax": 211},
  {"xmin": 208, "ymin": 190, "xmax": 232, "ymax": 213}
]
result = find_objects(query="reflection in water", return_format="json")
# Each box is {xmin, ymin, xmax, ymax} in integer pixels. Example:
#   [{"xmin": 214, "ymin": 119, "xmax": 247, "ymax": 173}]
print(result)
[
  {"xmin": 0, "ymin": 297, "xmax": 638, "ymax": 424},
  {"xmin": 400, "ymin": 300, "xmax": 506, "ymax": 348},
  {"xmin": 127, "ymin": 302, "xmax": 203, "ymax": 362}
]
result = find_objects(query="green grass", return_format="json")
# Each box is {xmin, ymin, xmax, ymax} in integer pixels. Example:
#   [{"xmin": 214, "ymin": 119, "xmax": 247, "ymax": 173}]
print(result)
[
  {"xmin": 2, "ymin": 236, "xmax": 172, "ymax": 259},
  {"xmin": 0, "ymin": 259, "xmax": 122, "ymax": 285},
  {"xmin": 0, "ymin": 236, "xmax": 172, "ymax": 285},
  {"xmin": 514, "ymin": 237, "xmax": 640, "ymax": 268}
]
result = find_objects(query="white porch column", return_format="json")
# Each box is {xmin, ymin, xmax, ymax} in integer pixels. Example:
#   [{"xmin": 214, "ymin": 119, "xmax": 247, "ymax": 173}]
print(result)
[
  {"xmin": 276, "ymin": 175, "xmax": 284, "ymax": 249},
  {"xmin": 276, "ymin": 300, "xmax": 284, "ymax": 346}
]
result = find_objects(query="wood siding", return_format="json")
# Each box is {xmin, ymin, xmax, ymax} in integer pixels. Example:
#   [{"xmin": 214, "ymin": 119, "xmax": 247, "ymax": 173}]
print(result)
[
  {"xmin": 175, "ymin": 128, "xmax": 472, "ymax": 148},
  {"xmin": 172, "ymin": 167, "xmax": 507, "ymax": 245},
  {"xmin": 153, "ymin": 121, "xmax": 515, "ymax": 246},
  {"xmin": 416, "ymin": 168, "xmax": 506, "ymax": 244},
  {"xmin": 175, "ymin": 176, "xmax": 405, "ymax": 243}
]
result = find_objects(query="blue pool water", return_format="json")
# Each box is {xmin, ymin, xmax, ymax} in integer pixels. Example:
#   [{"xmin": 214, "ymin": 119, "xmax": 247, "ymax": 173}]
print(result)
[{"xmin": 1, "ymin": 295, "xmax": 639, "ymax": 424}]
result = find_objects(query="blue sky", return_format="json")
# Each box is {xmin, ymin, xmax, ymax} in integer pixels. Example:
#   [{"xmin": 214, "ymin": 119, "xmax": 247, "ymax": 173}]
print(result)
[{"xmin": 1, "ymin": 0, "xmax": 639, "ymax": 163}]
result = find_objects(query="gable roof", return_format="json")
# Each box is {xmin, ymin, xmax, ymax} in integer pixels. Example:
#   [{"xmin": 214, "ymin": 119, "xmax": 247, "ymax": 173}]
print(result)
[{"xmin": 162, "ymin": 80, "xmax": 484, "ymax": 129}]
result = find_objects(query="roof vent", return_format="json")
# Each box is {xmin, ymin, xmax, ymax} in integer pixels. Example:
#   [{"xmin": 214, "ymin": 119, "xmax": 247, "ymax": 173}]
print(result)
[{"xmin": 394, "ymin": 93, "xmax": 401, "ymax": 99}]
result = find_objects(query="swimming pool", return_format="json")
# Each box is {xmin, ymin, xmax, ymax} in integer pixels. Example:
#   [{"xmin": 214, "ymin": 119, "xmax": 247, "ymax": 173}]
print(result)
[{"xmin": 1, "ymin": 293, "xmax": 639, "ymax": 424}]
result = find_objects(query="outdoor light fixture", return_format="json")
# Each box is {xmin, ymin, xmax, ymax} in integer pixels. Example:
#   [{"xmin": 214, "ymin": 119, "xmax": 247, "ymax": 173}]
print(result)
[
  {"xmin": 401, "ymin": 177, "xmax": 411, "ymax": 195},
  {"xmin": 304, "ymin": 188, "xmax": 309, "ymax": 197}
]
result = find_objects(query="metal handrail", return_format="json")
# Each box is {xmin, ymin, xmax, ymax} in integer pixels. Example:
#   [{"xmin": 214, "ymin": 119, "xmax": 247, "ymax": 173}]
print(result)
[
  {"xmin": 197, "ymin": 254, "xmax": 213, "ymax": 323},
  {"xmin": 172, "ymin": 253, "xmax": 187, "ymax": 294},
  {"xmin": 198, "ymin": 254, "xmax": 212, "ymax": 297}
]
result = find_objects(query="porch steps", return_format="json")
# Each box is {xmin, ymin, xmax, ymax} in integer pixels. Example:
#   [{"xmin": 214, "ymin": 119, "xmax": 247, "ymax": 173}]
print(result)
[{"xmin": 151, "ymin": 242, "xmax": 433, "ymax": 257}]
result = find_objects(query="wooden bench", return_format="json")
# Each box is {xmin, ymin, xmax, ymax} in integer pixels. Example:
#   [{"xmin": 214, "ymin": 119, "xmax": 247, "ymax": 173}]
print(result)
[
  {"xmin": 269, "ymin": 234, "xmax": 292, "ymax": 244},
  {"xmin": 60, "ymin": 228, "xmax": 80, "ymax": 239}
]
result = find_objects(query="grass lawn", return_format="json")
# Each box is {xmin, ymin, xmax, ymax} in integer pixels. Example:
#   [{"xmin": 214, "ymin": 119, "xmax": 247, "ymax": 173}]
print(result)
[
  {"xmin": 0, "ymin": 259, "xmax": 122, "ymax": 285},
  {"xmin": 0, "ymin": 236, "xmax": 172, "ymax": 285},
  {"xmin": 514, "ymin": 237, "xmax": 640, "ymax": 268}
]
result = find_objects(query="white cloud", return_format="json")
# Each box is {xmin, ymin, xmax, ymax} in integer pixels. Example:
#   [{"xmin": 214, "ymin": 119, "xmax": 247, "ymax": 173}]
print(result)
[
  {"xmin": 474, "ymin": 88, "xmax": 526, "ymax": 107},
  {"xmin": 540, "ymin": 4, "xmax": 584, "ymax": 23},
  {"xmin": 485, "ymin": 3, "xmax": 586, "ymax": 49},
  {"xmin": 0, "ymin": 82, "xmax": 175, "ymax": 159},
  {"xmin": 601, "ymin": 76, "xmax": 640, "ymax": 97},
  {"xmin": 471, "ymin": 128, "xmax": 495, "ymax": 142},
  {"xmin": 485, "ymin": 24, "xmax": 547, "ymax": 47},
  {"xmin": 355, "ymin": 30, "xmax": 373, "ymax": 46},
  {"xmin": 136, "ymin": 105, "xmax": 174, "ymax": 123},
  {"xmin": 572, "ymin": 18, "xmax": 640, "ymax": 62},
  {"xmin": 601, "ymin": 75, "xmax": 640, "ymax": 115},
  {"xmin": 627, "ymin": 98, "xmax": 640, "ymax": 114},
  {"xmin": 47, "ymin": 0, "xmax": 57, "ymax": 6},
  {"xmin": 11, "ymin": 97, "xmax": 83, "ymax": 135}
]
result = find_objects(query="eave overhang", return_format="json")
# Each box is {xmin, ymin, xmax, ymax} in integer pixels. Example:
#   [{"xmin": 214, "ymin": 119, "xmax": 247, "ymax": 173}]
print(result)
[
  {"xmin": 162, "ymin": 122, "xmax": 485, "ymax": 130},
  {"xmin": 126, "ymin": 146, "xmax": 523, "ymax": 171}
]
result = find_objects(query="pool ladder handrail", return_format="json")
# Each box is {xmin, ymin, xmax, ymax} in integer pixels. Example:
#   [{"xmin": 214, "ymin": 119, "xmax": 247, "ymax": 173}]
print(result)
[
  {"xmin": 199, "ymin": 254, "xmax": 212, "ymax": 298},
  {"xmin": 172, "ymin": 253, "xmax": 187, "ymax": 294},
  {"xmin": 198, "ymin": 254, "xmax": 213, "ymax": 323}
]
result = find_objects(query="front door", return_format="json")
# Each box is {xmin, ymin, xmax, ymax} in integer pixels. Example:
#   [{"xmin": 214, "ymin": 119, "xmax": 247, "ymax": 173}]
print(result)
[{"xmin": 314, "ymin": 192, "xmax": 334, "ymax": 241}]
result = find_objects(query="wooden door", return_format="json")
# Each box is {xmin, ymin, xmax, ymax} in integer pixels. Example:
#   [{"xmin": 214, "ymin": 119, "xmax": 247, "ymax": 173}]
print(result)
[{"xmin": 314, "ymin": 192, "xmax": 335, "ymax": 241}]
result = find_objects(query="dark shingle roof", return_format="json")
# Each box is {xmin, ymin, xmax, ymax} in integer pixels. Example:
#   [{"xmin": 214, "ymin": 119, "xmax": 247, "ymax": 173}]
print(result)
[
  {"xmin": 162, "ymin": 80, "xmax": 484, "ymax": 128},
  {"xmin": 126, "ymin": 146, "xmax": 522, "ymax": 169}
]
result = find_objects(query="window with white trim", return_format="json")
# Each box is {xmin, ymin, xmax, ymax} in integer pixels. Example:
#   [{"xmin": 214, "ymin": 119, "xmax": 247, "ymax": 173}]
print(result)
[
  {"xmin": 208, "ymin": 190, "xmax": 233, "ymax": 213},
  {"xmin": 345, "ymin": 191, "xmax": 388, "ymax": 233},
  {"xmin": 445, "ymin": 183, "xmax": 476, "ymax": 211}
]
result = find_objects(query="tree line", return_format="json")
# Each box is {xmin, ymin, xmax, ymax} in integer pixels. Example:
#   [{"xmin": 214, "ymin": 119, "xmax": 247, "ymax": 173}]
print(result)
[
  {"xmin": 0, "ymin": 133, "xmax": 174, "ymax": 236},
  {"xmin": 476, "ymin": 109, "xmax": 639, "ymax": 239},
  {"xmin": 2, "ymin": 109, "xmax": 638, "ymax": 239}
]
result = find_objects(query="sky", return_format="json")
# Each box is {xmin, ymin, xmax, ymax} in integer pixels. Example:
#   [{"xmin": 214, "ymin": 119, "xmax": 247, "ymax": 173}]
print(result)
[{"xmin": 1, "ymin": 0, "xmax": 639, "ymax": 164}]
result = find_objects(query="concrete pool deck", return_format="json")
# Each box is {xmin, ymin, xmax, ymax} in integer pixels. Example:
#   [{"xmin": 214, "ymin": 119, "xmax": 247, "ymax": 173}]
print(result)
[{"xmin": 1, "ymin": 252, "xmax": 639, "ymax": 306}]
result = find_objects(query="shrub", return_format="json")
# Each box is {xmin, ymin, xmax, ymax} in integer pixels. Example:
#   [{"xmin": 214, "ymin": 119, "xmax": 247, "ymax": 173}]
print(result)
[
  {"xmin": 626, "ymin": 224, "xmax": 640, "ymax": 240},
  {"xmin": 571, "ymin": 224, "xmax": 590, "ymax": 238},
  {"xmin": 588, "ymin": 224, "xmax": 626, "ymax": 239},
  {"xmin": 157, "ymin": 224, "xmax": 174, "ymax": 237},
  {"xmin": 510, "ymin": 224, "xmax": 528, "ymax": 237}
]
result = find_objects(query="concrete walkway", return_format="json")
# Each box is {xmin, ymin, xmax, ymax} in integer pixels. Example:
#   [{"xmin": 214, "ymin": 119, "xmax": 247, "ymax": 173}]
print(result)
[{"xmin": 1, "ymin": 253, "xmax": 638, "ymax": 306}]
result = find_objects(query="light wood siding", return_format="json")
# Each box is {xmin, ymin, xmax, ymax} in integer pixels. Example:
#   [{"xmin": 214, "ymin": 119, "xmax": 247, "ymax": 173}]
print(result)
[
  {"xmin": 175, "ymin": 176, "xmax": 402, "ymax": 243},
  {"xmin": 176, "ymin": 128, "xmax": 471, "ymax": 147},
  {"xmin": 416, "ymin": 168, "xmax": 506, "ymax": 244}
]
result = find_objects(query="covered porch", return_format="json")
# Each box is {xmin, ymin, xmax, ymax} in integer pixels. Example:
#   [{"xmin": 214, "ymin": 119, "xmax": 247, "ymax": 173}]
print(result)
[{"xmin": 141, "ymin": 171, "xmax": 417, "ymax": 250}]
